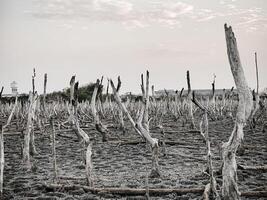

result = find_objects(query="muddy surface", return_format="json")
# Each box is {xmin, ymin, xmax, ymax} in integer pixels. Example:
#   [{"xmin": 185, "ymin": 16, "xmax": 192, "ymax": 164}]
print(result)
[{"xmin": 2, "ymin": 115, "xmax": 267, "ymax": 199}]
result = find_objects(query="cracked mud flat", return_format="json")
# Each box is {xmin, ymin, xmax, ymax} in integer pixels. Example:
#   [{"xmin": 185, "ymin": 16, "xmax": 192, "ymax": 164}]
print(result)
[{"xmin": 2, "ymin": 115, "xmax": 267, "ymax": 200}]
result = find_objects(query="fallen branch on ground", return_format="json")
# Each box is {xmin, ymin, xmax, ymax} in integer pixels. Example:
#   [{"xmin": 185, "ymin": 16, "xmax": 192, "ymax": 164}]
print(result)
[{"xmin": 43, "ymin": 184, "xmax": 267, "ymax": 197}]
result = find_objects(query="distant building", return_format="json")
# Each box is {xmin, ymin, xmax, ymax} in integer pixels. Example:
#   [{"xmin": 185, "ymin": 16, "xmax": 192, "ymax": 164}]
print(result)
[{"xmin": 10, "ymin": 81, "xmax": 18, "ymax": 96}]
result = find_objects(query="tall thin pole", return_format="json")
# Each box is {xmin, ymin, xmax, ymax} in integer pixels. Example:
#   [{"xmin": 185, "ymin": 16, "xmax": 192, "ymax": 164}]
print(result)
[{"xmin": 255, "ymin": 52, "xmax": 259, "ymax": 94}]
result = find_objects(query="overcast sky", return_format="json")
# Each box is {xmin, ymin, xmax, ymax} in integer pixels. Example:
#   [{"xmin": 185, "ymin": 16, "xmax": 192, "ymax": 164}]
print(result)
[{"xmin": 0, "ymin": 0, "xmax": 266, "ymax": 94}]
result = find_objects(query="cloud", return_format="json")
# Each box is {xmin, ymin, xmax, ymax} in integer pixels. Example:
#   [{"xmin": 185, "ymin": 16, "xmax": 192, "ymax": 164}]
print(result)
[
  {"xmin": 28, "ymin": 0, "xmax": 267, "ymax": 31},
  {"xmin": 92, "ymin": 0, "xmax": 133, "ymax": 15},
  {"xmin": 29, "ymin": 0, "xmax": 195, "ymax": 28}
]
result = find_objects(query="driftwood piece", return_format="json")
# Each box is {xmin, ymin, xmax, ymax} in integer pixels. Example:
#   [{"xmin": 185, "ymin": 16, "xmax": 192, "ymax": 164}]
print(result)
[
  {"xmin": 222, "ymin": 24, "xmax": 253, "ymax": 200},
  {"xmin": 237, "ymin": 164, "xmax": 267, "ymax": 172},
  {"xmin": 43, "ymin": 184, "xmax": 267, "ymax": 197}
]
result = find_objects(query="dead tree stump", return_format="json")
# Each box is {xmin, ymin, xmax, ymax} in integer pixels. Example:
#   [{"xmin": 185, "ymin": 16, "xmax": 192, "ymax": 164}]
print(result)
[{"xmin": 222, "ymin": 24, "xmax": 253, "ymax": 200}]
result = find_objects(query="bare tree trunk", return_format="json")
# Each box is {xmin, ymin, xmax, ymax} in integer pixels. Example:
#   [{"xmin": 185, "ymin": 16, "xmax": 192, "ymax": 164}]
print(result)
[
  {"xmin": 23, "ymin": 92, "xmax": 38, "ymax": 168},
  {"xmin": 70, "ymin": 76, "xmax": 75, "ymax": 106},
  {"xmin": 211, "ymin": 74, "xmax": 216, "ymax": 113},
  {"xmin": 68, "ymin": 76, "xmax": 93, "ymax": 186},
  {"xmin": 255, "ymin": 52, "xmax": 259, "ymax": 94},
  {"xmin": 249, "ymin": 52, "xmax": 260, "ymax": 129},
  {"xmin": 32, "ymin": 68, "xmax": 36, "ymax": 94},
  {"xmin": 200, "ymin": 112, "xmax": 219, "ymax": 200},
  {"xmin": 187, "ymin": 71, "xmax": 195, "ymax": 129},
  {"xmin": 222, "ymin": 24, "xmax": 253, "ymax": 200},
  {"xmin": 0, "ymin": 87, "xmax": 3, "ymax": 99},
  {"xmin": 42, "ymin": 73, "xmax": 47, "ymax": 112},
  {"xmin": 143, "ymin": 71, "xmax": 149, "ymax": 131},
  {"xmin": 110, "ymin": 73, "xmax": 160, "ymax": 178},
  {"xmin": 193, "ymin": 94, "xmax": 219, "ymax": 199},
  {"xmin": 116, "ymin": 77, "xmax": 125, "ymax": 132},
  {"xmin": 91, "ymin": 79, "xmax": 108, "ymax": 142},
  {"xmin": 50, "ymin": 118, "xmax": 58, "ymax": 183}
]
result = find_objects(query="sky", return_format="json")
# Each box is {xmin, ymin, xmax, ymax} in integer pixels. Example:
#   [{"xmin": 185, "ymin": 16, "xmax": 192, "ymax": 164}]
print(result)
[{"xmin": 0, "ymin": 0, "xmax": 266, "ymax": 94}]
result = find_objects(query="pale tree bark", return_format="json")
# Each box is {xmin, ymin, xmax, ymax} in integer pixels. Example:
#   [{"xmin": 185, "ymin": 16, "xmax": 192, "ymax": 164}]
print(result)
[
  {"xmin": 68, "ymin": 76, "xmax": 93, "ymax": 186},
  {"xmin": 140, "ymin": 72, "xmax": 150, "ymax": 132},
  {"xmin": 116, "ymin": 76, "xmax": 125, "ymax": 133},
  {"xmin": 30, "ymin": 68, "xmax": 38, "ymax": 156},
  {"xmin": 110, "ymin": 73, "xmax": 160, "ymax": 178},
  {"xmin": 68, "ymin": 76, "xmax": 87, "ymax": 142},
  {"xmin": 200, "ymin": 112, "xmax": 219, "ymax": 200},
  {"xmin": 70, "ymin": 75, "xmax": 76, "ymax": 106},
  {"xmin": 249, "ymin": 52, "xmax": 260, "ymax": 128},
  {"xmin": 0, "ymin": 96, "xmax": 18, "ymax": 195},
  {"xmin": 192, "ymin": 93, "xmax": 219, "ymax": 200},
  {"xmin": 222, "ymin": 24, "xmax": 253, "ymax": 200},
  {"xmin": 91, "ymin": 79, "xmax": 108, "ymax": 142},
  {"xmin": 23, "ymin": 91, "xmax": 38, "ymax": 168}
]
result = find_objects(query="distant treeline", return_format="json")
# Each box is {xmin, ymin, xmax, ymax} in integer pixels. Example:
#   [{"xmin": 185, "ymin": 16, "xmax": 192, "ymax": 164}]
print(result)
[
  {"xmin": 1, "ymin": 85, "xmax": 266, "ymax": 104},
  {"xmin": 0, "ymin": 83, "xmax": 98, "ymax": 104}
]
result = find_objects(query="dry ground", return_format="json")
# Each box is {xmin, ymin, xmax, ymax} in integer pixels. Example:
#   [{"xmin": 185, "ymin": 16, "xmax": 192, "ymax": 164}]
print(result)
[{"xmin": 2, "ymin": 114, "xmax": 267, "ymax": 199}]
